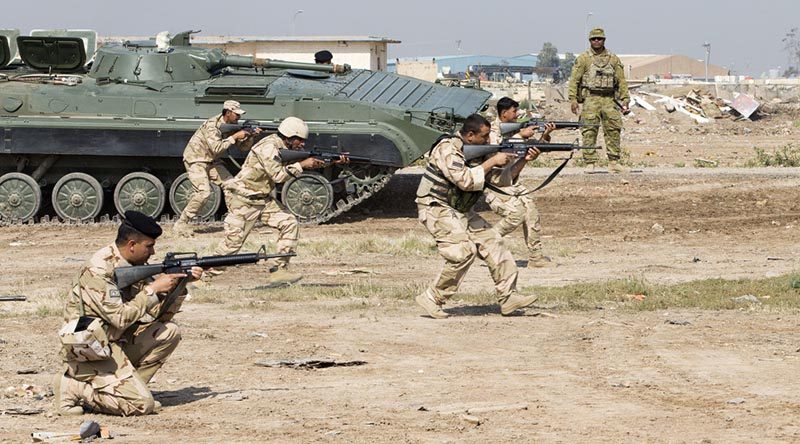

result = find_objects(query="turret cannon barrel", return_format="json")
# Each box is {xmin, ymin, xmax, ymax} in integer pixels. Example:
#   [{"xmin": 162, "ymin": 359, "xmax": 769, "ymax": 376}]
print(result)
[{"xmin": 219, "ymin": 54, "xmax": 350, "ymax": 74}]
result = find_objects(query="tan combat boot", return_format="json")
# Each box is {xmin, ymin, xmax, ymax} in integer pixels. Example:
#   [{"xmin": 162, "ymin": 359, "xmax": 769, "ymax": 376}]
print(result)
[
  {"xmin": 608, "ymin": 160, "xmax": 630, "ymax": 174},
  {"xmin": 528, "ymin": 256, "xmax": 552, "ymax": 268},
  {"xmin": 415, "ymin": 290, "xmax": 449, "ymax": 319},
  {"xmin": 500, "ymin": 292, "xmax": 538, "ymax": 316},
  {"xmin": 268, "ymin": 268, "xmax": 303, "ymax": 286},
  {"xmin": 53, "ymin": 373, "xmax": 84, "ymax": 416},
  {"xmin": 172, "ymin": 220, "xmax": 194, "ymax": 238}
]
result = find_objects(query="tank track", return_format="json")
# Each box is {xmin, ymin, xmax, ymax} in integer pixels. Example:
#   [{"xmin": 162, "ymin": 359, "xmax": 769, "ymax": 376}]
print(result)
[
  {"xmin": 0, "ymin": 170, "xmax": 396, "ymax": 227},
  {"xmin": 301, "ymin": 169, "xmax": 395, "ymax": 225}
]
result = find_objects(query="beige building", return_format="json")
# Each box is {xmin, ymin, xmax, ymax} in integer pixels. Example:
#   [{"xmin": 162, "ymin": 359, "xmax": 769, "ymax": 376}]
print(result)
[
  {"xmin": 619, "ymin": 54, "xmax": 728, "ymax": 80},
  {"xmin": 99, "ymin": 35, "xmax": 400, "ymax": 71}
]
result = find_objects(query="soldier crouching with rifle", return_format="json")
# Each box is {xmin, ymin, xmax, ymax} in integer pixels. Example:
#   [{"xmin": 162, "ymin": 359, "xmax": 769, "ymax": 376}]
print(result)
[
  {"xmin": 55, "ymin": 211, "xmax": 202, "ymax": 416},
  {"xmin": 414, "ymin": 114, "xmax": 541, "ymax": 319}
]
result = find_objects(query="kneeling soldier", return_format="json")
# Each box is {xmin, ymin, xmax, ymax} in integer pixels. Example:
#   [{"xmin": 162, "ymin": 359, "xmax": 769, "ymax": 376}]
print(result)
[{"xmin": 55, "ymin": 211, "xmax": 202, "ymax": 416}]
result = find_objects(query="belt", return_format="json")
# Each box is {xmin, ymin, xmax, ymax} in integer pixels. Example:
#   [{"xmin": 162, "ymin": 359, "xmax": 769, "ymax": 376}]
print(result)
[{"xmin": 587, "ymin": 90, "xmax": 615, "ymax": 97}]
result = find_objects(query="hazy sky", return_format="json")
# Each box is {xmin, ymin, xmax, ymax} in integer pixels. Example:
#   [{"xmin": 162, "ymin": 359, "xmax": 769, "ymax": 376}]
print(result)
[{"xmin": 6, "ymin": 0, "xmax": 797, "ymax": 75}]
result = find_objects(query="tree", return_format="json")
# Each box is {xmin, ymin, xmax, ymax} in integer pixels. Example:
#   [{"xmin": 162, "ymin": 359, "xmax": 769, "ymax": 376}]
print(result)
[
  {"xmin": 559, "ymin": 52, "xmax": 577, "ymax": 81},
  {"xmin": 536, "ymin": 42, "xmax": 560, "ymax": 69}
]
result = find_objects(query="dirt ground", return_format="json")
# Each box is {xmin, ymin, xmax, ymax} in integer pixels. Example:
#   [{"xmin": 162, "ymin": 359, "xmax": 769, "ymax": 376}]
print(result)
[{"xmin": 2, "ymin": 109, "xmax": 800, "ymax": 442}]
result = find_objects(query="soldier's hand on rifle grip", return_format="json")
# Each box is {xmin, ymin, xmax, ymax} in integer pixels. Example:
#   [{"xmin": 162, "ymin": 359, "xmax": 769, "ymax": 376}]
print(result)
[
  {"xmin": 519, "ymin": 126, "xmax": 536, "ymax": 139},
  {"xmin": 571, "ymin": 102, "xmax": 580, "ymax": 115},
  {"xmin": 232, "ymin": 130, "xmax": 250, "ymax": 141},
  {"xmin": 149, "ymin": 273, "xmax": 188, "ymax": 295},
  {"xmin": 251, "ymin": 128, "xmax": 263, "ymax": 135},
  {"xmin": 525, "ymin": 147, "xmax": 541, "ymax": 161},
  {"xmin": 331, "ymin": 154, "xmax": 350, "ymax": 165},
  {"xmin": 488, "ymin": 152, "xmax": 516, "ymax": 168},
  {"xmin": 299, "ymin": 157, "xmax": 326, "ymax": 169}
]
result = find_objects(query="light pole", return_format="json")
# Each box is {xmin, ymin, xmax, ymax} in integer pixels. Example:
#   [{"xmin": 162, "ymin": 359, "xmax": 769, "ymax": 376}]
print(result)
[
  {"xmin": 292, "ymin": 9, "xmax": 304, "ymax": 36},
  {"xmin": 702, "ymin": 41, "xmax": 711, "ymax": 82},
  {"xmin": 584, "ymin": 12, "xmax": 593, "ymax": 47}
]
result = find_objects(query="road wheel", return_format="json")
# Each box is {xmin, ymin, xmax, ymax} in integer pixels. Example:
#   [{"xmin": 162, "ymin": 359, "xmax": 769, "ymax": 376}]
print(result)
[
  {"xmin": 281, "ymin": 172, "xmax": 334, "ymax": 222},
  {"xmin": 0, "ymin": 172, "xmax": 41, "ymax": 222},
  {"xmin": 113, "ymin": 172, "xmax": 165, "ymax": 218},
  {"xmin": 168, "ymin": 172, "xmax": 221, "ymax": 221},
  {"xmin": 52, "ymin": 172, "xmax": 104, "ymax": 222}
]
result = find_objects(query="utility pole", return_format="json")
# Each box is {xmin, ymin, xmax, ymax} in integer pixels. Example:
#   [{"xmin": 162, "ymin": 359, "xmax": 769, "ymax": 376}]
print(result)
[{"xmin": 702, "ymin": 41, "xmax": 711, "ymax": 82}]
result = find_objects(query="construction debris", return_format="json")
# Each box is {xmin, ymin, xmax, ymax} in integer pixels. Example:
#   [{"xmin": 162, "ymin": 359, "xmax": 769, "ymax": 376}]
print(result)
[
  {"xmin": 254, "ymin": 358, "xmax": 367, "ymax": 369},
  {"xmin": 632, "ymin": 89, "xmax": 760, "ymax": 123}
]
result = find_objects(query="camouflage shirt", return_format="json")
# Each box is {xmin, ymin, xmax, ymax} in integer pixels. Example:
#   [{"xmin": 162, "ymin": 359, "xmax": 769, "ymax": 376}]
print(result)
[
  {"xmin": 487, "ymin": 118, "xmax": 526, "ymax": 194},
  {"xmin": 416, "ymin": 136, "xmax": 486, "ymax": 207},
  {"xmin": 183, "ymin": 114, "xmax": 255, "ymax": 164},
  {"xmin": 225, "ymin": 134, "xmax": 303, "ymax": 200},
  {"xmin": 568, "ymin": 48, "xmax": 629, "ymax": 104},
  {"xmin": 63, "ymin": 244, "xmax": 162, "ymax": 343}
]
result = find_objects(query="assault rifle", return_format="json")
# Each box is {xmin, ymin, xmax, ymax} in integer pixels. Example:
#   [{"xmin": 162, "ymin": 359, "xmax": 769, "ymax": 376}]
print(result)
[
  {"xmin": 499, "ymin": 120, "xmax": 599, "ymax": 137},
  {"xmin": 278, "ymin": 149, "xmax": 376, "ymax": 165},
  {"xmin": 220, "ymin": 120, "xmax": 279, "ymax": 135},
  {"xmin": 113, "ymin": 245, "xmax": 294, "ymax": 289},
  {"xmin": 462, "ymin": 140, "xmax": 597, "ymax": 161}
]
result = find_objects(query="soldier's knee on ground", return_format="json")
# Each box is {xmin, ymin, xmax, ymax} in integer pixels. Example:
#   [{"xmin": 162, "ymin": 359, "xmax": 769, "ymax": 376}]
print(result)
[
  {"xmin": 157, "ymin": 322, "xmax": 181, "ymax": 345},
  {"xmin": 439, "ymin": 240, "xmax": 477, "ymax": 264}
]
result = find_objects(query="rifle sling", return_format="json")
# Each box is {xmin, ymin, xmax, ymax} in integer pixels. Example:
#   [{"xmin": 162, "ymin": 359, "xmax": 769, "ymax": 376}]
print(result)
[
  {"xmin": 156, "ymin": 277, "xmax": 188, "ymax": 320},
  {"xmin": 486, "ymin": 152, "xmax": 574, "ymax": 196}
]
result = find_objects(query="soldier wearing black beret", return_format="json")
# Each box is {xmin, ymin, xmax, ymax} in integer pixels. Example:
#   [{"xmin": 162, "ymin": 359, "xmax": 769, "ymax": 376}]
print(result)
[
  {"xmin": 54, "ymin": 211, "xmax": 203, "ymax": 416},
  {"xmin": 314, "ymin": 50, "xmax": 333, "ymax": 64}
]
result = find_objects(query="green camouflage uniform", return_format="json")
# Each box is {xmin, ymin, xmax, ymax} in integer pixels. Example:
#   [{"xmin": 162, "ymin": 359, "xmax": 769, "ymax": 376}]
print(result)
[
  {"xmin": 568, "ymin": 48, "xmax": 629, "ymax": 162},
  {"xmin": 485, "ymin": 118, "xmax": 544, "ymax": 261},
  {"xmin": 215, "ymin": 134, "xmax": 300, "ymax": 269},
  {"xmin": 57, "ymin": 244, "xmax": 186, "ymax": 416},
  {"xmin": 415, "ymin": 136, "xmax": 519, "ymax": 306},
  {"xmin": 178, "ymin": 114, "xmax": 255, "ymax": 222}
]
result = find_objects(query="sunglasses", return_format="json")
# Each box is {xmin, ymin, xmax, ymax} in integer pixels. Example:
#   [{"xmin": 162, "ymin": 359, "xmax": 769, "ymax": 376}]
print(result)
[{"xmin": 590, "ymin": 37, "xmax": 605, "ymax": 41}]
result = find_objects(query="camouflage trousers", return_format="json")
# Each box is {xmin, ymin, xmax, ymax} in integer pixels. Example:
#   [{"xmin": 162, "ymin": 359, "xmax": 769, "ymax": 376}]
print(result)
[
  {"xmin": 215, "ymin": 194, "xmax": 298, "ymax": 268},
  {"xmin": 580, "ymin": 95, "xmax": 623, "ymax": 162},
  {"xmin": 178, "ymin": 161, "xmax": 232, "ymax": 222},
  {"xmin": 59, "ymin": 321, "xmax": 181, "ymax": 416},
  {"xmin": 485, "ymin": 185, "xmax": 544, "ymax": 260},
  {"xmin": 417, "ymin": 204, "xmax": 518, "ymax": 303}
]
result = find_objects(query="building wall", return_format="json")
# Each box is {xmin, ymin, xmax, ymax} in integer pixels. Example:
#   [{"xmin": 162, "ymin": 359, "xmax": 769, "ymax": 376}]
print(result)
[
  {"xmin": 620, "ymin": 54, "xmax": 728, "ymax": 80},
  {"xmin": 395, "ymin": 59, "xmax": 438, "ymax": 82},
  {"xmin": 194, "ymin": 41, "xmax": 387, "ymax": 70}
]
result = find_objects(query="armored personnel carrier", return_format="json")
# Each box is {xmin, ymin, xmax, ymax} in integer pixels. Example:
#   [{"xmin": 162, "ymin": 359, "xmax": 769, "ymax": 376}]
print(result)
[{"xmin": 0, "ymin": 30, "xmax": 490, "ymax": 223}]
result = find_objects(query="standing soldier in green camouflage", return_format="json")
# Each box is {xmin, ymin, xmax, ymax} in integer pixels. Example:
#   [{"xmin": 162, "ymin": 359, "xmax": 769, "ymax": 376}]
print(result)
[
  {"xmin": 414, "ymin": 114, "xmax": 541, "ymax": 319},
  {"xmin": 173, "ymin": 100, "xmax": 261, "ymax": 237},
  {"xmin": 55, "ymin": 211, "xmax": 203, "ymax": 416},
  {"xmin": 487, "ymin": 97, "xmax": 555, "ymax": 268},
  {"xmin": 568, "ymin": 28, "xmax": 630, "ymax": 173},
  {"xmin": 214, "ymin": 117, "xmax": 344, "ymax": 285}
]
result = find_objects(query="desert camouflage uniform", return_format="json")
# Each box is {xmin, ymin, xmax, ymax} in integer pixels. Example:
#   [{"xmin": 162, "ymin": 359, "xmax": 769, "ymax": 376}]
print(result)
[
  {"xmin": 568, "ymin": 48, "xmax": 629, "ymax": 162},
  {"xmin": 415, "ymin": 136, "xmax": 519, "ymax": 305},
  {"xmin": 485, "ymin": 118, "xmax": 545, "ymax": 262},
  {"xmin": 215, "ymin": 134, "xmax": 300, "ymax": 269},
  {"xmin": 178, "ymin": 114, "xmax": 255, "ymax": 222},
  {"xmin": 57, "ymin": 244, "xmax": 186, "ymax": 416}
]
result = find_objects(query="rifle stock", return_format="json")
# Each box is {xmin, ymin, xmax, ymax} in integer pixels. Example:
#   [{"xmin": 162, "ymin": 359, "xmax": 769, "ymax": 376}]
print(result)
[
  {"xmin": 113, "ymin": 246, "xmax": 294, "ymax": 289},
  {"xmin": 220, "ymin": 120, "xmax": 279, "ymax": 135}
]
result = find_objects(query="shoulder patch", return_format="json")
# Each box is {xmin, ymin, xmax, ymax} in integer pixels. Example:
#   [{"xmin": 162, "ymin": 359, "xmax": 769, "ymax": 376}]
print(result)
[
  {"xmin": 450, "ymin": 160, "xmax": 464, "ymax": 169},
  {"xmin": 106, "ymin": 284, "xmax": 122, "ymax": 301}
]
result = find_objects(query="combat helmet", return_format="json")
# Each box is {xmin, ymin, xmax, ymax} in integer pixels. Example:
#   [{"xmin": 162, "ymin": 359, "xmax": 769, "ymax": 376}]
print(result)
[{"xmin": 278, "ymin": 117, "xmax": 309, "ymax": 139}]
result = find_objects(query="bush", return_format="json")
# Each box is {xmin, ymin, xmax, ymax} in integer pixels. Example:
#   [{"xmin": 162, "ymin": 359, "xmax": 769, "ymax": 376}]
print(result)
[{"xmin": 747, "ymin": 144, "xmax": 800, "ymax": 167}]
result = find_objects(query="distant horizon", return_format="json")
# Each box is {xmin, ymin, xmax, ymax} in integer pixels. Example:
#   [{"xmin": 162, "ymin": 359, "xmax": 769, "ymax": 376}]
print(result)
[{"xmin": 4, "ymin": 0, "xmax": 798, "ymax": 76}]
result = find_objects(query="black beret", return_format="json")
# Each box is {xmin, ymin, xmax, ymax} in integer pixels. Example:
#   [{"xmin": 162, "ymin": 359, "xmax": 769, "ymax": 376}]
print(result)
[
  {"xmin": 314, "ymin": 50, "xmax": 333, "ymax": 63},
  {"xmin": 122, "ymin": 210, "xmax": 162, "ymax": 239}
]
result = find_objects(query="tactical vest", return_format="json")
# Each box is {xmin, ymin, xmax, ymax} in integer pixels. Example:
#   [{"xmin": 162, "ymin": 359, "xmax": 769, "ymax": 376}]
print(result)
[
  {"xmin": 417, "ymin": 136, "xmax": 483, "ymax": 213},
  {"xmin": 581, "ymin": 51, "xmax": 616, "ymax": 94}
]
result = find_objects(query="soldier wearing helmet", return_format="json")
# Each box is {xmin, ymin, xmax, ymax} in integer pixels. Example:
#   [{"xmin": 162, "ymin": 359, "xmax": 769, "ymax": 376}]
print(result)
[
  {"xmin": 212, "ymin": 116, "xmax": 343, "ymax": 285},
  {"xmin": 568, "ymin": 28, "xmax": 630, "ymax": 173},
  {"xmin": 173, "ymin": 100, "xmax": 262, "ymax": 237}
]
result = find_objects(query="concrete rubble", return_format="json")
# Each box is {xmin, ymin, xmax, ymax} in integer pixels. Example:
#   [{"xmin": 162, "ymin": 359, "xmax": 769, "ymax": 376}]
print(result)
[{"xmin": 632, "ymin": 89, "xmax": 761, "ymax": 123}]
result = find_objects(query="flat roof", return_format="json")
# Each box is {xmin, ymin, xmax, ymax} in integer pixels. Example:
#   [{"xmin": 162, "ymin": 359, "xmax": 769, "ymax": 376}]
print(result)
[{"xmin": 100, "ymin": 35, "xmax": 400, "ymax": 44}]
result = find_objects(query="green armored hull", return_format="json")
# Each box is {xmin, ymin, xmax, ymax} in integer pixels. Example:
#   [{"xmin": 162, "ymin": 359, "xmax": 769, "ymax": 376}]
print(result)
[{"xmin": 0, "ymin": 30, "xmax": 490, "ymax": 223}]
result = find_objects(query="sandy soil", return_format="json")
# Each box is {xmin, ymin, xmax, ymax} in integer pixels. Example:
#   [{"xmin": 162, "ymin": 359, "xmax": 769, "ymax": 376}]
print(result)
[{"xmin": 2, "ymin": 112, "xmax": 800, "ymax": 443}]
